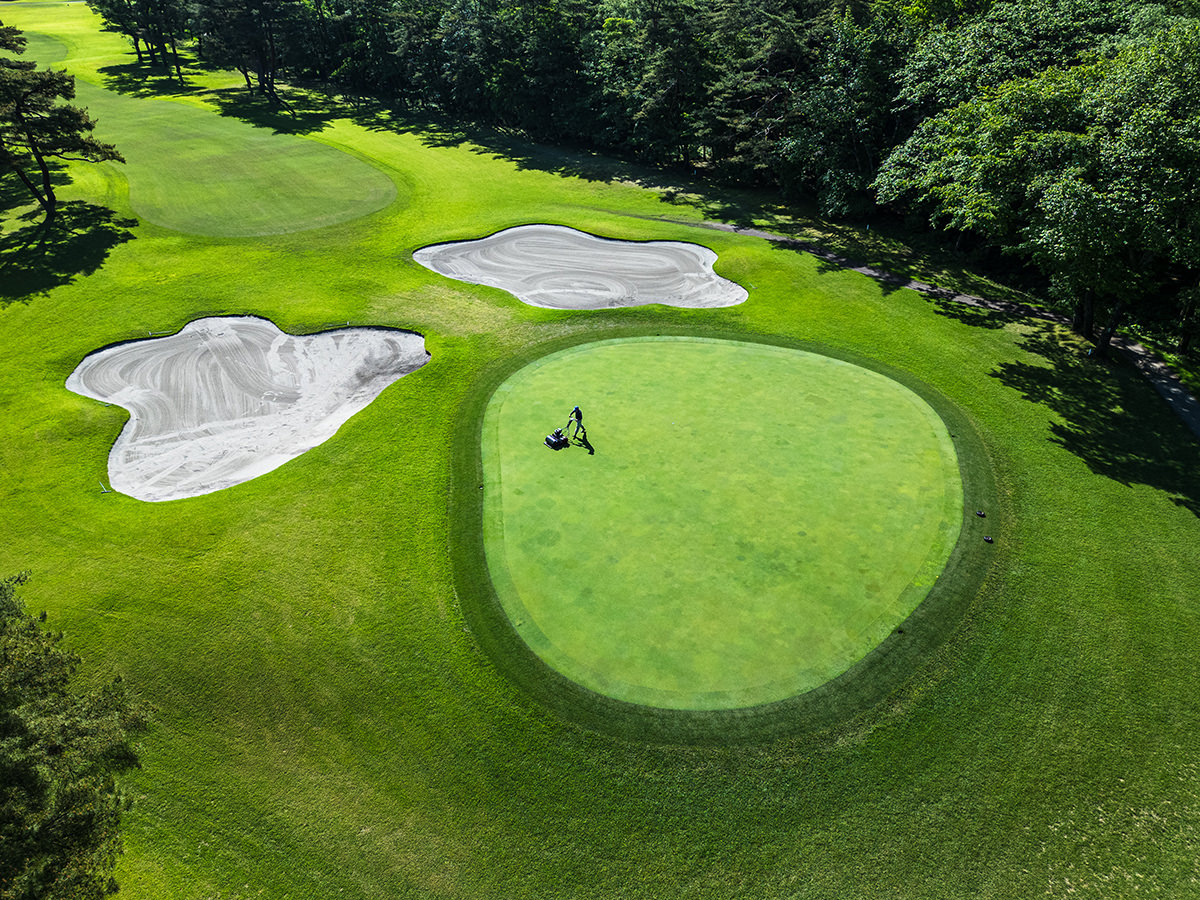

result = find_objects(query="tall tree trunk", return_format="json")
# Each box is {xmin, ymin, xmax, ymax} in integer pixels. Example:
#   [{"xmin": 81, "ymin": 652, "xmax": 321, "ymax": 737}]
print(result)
[
  {"xmin": 1093, "ymin": 300, "xmax": 1126, "ymax": 359},
  {"xmin": 10, "ymin": 146, "xmax": 59, "ymax": 247},
  {"xmin": 1071, "ymin": 290, "xmax": 1095, "ymax": 338},
  {"xmin": 10, "ymin": 164, "xmax": 51, "ymax": 218}
]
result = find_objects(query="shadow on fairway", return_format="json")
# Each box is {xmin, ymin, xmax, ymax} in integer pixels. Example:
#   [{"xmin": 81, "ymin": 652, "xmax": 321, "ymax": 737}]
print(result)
[
  {"xmin": 924, "ymin": 296, "xmax": 1013, "ymax": 329},
  {"xmin": 992, "ymin": 322, "xmax": 1200, "ymax": 517},
  {"xmin": 206, "ymin": 84, "xmax": 352, "ymax": 136},
  {"xmin": 394, "ymin": 116, "xmax": 1048, "ymax": 307},
  {"xmin": 0, "ymin": 201, "xmax": 137, "ymax": 304},
  {"xmin": 98, "ymin": 62, "xmax": 200, "ymax": 99}
]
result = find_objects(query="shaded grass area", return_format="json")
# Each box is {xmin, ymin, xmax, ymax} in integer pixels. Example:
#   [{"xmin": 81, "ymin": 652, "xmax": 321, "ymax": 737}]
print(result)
[
  {"xmin": 992, "ymin": 322, "xmax": 1200, "ymax": 517},
  {"xmin": 1, "ymin": 3, "xmax": 1199, "ymax": 900},
  {"xmin": 0, "ymin": 197, "xmax": 137, "ymax": 303},
  {"xmin": 0, "ymin": 36, "xmax": 137, "ymax": 300}
]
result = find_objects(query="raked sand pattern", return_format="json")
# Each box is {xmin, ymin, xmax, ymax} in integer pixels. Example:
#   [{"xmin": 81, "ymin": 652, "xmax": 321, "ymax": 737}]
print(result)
[
  {"xmin": 67, "ymin": 317, "xmax": 429, "ymax": 502},
  {"xmin": 413, "ymin": 224, "xmax": 748, "ymax": 309}
]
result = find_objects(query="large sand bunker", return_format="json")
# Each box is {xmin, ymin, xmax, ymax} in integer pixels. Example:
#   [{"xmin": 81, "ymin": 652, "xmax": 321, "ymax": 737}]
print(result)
[
  {"xmin": 66, "ymin": 317, "xmax": 429, "ymax": 502},
  {"xmin": 413, "ymin": 224, "xmax": 748, "ymax": 309}
]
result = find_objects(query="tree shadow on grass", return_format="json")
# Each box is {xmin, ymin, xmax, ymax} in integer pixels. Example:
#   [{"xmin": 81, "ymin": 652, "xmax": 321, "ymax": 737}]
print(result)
[
  {"xmin": 766, "ymin": 233, "xmax": 1047, "ymax": 323},
  {"xmin": 991, "ymin": 321, "xmax": 1200, "ymax": 517},
  {"xmin": 357, "ymin": 110, "xmax": 798, "ymax": 227},
  {"xmin": 1, "ymin": 202, "xmax": 137, "ymax": 305},
  {"xmin": 924, "ymin": 296, "xmax": 1014, "ymax": 330},
  {"xmin": 205, "ymin": 83, "xmax": 353, "ymax": 136},
  {"xmin": 767, "ymin": 238, "xmax": 916, "ymax": 297},
  {"xmin": 406, "ymin": 120, "xmax": 1048, "ymax": 310},
  {"xmin": 97, "ymin": 62, "xmax": 203, "ymax": 99}
]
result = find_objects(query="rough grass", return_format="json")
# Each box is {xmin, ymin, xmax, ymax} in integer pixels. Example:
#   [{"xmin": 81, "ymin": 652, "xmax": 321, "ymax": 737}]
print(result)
[{"xmin": 2, "ymin": 3, "xmax": 1200, "ymax": 899}]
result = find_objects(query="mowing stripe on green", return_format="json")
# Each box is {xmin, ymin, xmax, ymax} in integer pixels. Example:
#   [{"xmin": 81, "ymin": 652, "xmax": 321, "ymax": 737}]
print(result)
[{"xmin": 481, "ymin": 337, "xmax": 963, "ymax": 710}]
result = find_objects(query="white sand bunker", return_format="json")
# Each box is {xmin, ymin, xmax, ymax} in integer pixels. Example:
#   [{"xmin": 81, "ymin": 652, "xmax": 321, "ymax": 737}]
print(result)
[
  {"xmin": 413, "ymin": 224, "xmax": 748, "ymax": 309},
  {"xmin": 66, "ymin": 317, "xmax": 429, "ymax": 502}
]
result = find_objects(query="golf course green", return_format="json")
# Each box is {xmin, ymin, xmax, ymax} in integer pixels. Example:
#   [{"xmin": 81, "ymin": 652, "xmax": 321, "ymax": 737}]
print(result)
[
  {"xmin": 482, "ymin": 337, "xmax": 962, "ymax": 709},
  {"xmin": 25, "ymin": 32, "xmax": 397, "ymax": 237},
  {"xmin": 3, "ymin": 3, "xmax": 1199, "ymax": 898}
]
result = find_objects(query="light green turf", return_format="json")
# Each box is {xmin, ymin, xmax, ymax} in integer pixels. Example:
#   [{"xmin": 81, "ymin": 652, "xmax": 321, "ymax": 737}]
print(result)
[
  {"xmin": 482, "ymin": 338, "xmax": 962, "ymax": 709},
  {"xmin": 24, "ymin": 33, "xmax": 396, "ymax": 236},
  {"xmin": 3, "ymin": 4, "xmax": 1200, "ymax": 900}
]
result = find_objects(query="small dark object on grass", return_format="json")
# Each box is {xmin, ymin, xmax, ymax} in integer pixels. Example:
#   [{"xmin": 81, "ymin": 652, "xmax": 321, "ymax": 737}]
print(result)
[
  {"xmin": 983, "ymin": 536, "xmax": 994, "ymax": 543},
  {"xmin": 976, "ymin": 510, "xmax": 986, "ymax": 518}
]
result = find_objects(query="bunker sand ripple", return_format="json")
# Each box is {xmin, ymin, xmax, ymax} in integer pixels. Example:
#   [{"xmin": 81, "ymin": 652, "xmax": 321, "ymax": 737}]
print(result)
[
  {"xmin": 414, "ymin": 224, "xmax": 748, "ymax": 309},
  {"xmin": 66, "ymin": 317, "xmax": 429, "ymax": 502}
]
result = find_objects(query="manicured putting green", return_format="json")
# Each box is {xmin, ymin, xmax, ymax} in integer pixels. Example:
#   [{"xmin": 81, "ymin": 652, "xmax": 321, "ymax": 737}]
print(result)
[
  {"xmin": 24, "ymin": 34, "xmax": 396, "ymax": 236},
  {"xmin": 78, "ymin": 80, "xmax": 396, "ymax": 236},
  {"xmin": 482, "ymin": 338, "xmax": 964, "ymax": 710}
]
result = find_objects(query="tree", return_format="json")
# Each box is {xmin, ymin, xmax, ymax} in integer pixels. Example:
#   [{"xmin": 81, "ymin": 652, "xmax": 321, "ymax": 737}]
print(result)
[
  {"xmin": 894, "ymin": 0, "xmax": 1140, "ymax": 118},
  {"xmin": 776, "ymin": 4, "xmax": 912, "ymax": 216},
  {"xmin": 698, "ymin": 0, "xmax": 818, "ymax": 183},
  {"xmin": 0, "ymin": 22, "xmax": 125, "ymax": 232},
  {"xmin": 488, "ymin": 0, "xmax": 595, "ymax": 140},
  {"xmin": 875, "ymin": 19, "xmax": 1200, "ymax": 355},
  {"xmin": 86, "ymin": 0, "xmax": 189, "ymax": 80},
  {"xmin": 189, "ymin": 0, "xmax": 304, "ymax": 102},
  {"xmin": 593, "ymin": 0, "xmax": 715, "ymax": 166},
  {"xmin": 1, "ymin": 573, "xmax": 149, "ymax": 900}
]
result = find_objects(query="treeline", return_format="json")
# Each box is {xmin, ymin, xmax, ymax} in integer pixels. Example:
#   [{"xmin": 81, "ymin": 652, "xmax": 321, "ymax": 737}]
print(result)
[{"xmin": 87, "ymin": 0, "xmax": 1200, "ymax": 353}]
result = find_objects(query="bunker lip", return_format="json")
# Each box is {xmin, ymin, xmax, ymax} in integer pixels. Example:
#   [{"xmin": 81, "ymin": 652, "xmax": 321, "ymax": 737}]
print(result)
[
  {"xmin": 66, "ymin": 316, "xmax": 429, "ymax": 503},
  {"xmin": 413, "ymin": 223, "xmax": 748, "ymax": 310}
]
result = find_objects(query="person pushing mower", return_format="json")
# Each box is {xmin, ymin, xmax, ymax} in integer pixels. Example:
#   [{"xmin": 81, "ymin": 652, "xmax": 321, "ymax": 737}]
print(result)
[{"xmin": 566, "ymin": 405, "xmax": 585, "ymax": 439}]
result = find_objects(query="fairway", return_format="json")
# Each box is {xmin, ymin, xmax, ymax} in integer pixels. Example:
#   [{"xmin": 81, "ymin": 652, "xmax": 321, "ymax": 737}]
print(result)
[
  {"xmin": 5, "ymin": 4, "xmax": 1200, "ymax": 898},
  {"xmin": 481, "ymin": 338, "xmax": 963, "ymax": 709}
]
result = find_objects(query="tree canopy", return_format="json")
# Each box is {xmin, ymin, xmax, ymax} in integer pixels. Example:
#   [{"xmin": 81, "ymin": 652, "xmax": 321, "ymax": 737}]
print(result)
[
  {"xmin": 875, "ymin": 18, "xmax": 1200, "ymax": 352},
  {"xmin": 0, "ymin": 21, "xmax": 124, "ymax": 231},
  {"xmin": 0, "ymin": 573, "xmax": 148, "ymax": 900}
]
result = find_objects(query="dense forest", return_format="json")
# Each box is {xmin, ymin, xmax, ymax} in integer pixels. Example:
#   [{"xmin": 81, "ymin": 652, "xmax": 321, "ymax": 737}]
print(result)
[{"xmin": 85, "ymin": 0, "xmax": 1200, "ymax": 354}]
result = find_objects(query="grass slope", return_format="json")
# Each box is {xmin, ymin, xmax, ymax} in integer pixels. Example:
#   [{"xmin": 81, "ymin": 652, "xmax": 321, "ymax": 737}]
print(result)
[{"xmin": 1, "ymin": 3, "xmax": 1199, "ymax": 899}]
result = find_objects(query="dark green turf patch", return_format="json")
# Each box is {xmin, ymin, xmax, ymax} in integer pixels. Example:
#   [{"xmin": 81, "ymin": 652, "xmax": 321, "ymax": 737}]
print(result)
[{"xmin": 452, "ymin": 327, "xmax": 1000, "ymax": 743}]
